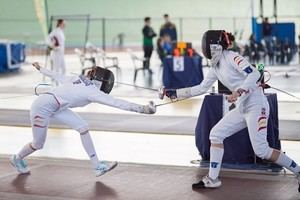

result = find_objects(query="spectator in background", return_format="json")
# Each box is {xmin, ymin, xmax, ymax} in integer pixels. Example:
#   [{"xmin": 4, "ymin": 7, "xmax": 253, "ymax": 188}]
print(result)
[
  {"xmin": 262, "ymin": 17, "xmax": 273, "ymax": 61},
  {"xmin": 262, "ymin": 17, "xmax": 272, "ymax": 39},
  {"xmin": 156, "ymin": 37, "xmax": 164, "ymax": 62},
  {"xmin": 227, "ymin": 32, "xmax": 240, "ymax": 53},
  {"xmin": 298, "ymin": 35, "xmax": 300, "ymax": 64},
  {"xmin": 162, "ymin": 34, "xmax": 173, "ymax": 55},
  {"xmin": 265, "ymin": 37, "xmax": 276, "ymax": 65},
  {"xmin": 113, "ymin": 33, "xmax": 125, "ymax": 50},
  {"xmin": 160, "ymin": 14, "xmax": 177, "ymax": 42},
  {"xmin": 47, "ymin": 19, "xmax": 66, "ymax": 84},
  {"xmin": 275, "ymin": 38, "xmax": 282, "ymax": 64},
  {"xmin": 142, "ymin": 17, "xmax": 157, "ymax": 70},
  {"xmin": 282, "ymin": 37, "xmax": 292, "ymax": 64},
  {"xmin": 156, "ymin": 33, "xmax": 172, "ymax": 63},
  {"xmin": 249, "ymin": 34, "xmax": 259, "ymax": 63}
]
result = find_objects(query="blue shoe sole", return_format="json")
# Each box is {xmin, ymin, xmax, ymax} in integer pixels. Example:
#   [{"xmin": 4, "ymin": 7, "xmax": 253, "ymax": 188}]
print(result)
[{"xmin": 96, "ymin": 162, "xmax": 118, "ymax": 177}]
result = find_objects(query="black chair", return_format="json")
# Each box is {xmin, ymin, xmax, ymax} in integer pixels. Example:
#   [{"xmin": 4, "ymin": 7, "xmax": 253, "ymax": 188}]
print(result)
[
  {"xmin": 98, "ymin": 49, "xmax": 121, "ymax": 82},
  {"xmin": 127, "ymin": 49, "xmax": 152, "ymax": 85}
]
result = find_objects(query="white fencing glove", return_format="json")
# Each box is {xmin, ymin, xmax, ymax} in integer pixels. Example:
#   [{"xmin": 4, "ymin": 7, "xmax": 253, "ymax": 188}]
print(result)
[
  {"xmin": 158, "ymin": 86, "xmax": 177, "ymax": 100},
  {"xmin": 142, "ymin": 101, "xmax": 156, "ymax": 114}
]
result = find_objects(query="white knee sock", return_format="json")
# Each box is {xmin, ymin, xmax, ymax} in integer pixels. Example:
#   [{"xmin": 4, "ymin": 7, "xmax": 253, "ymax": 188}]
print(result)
[
  {"xmin": 208, "ymin": 146, "xmax": 224, "ymax": 180},
  {"xmin": 275, "ymin": 152, "xmax": 300, "ymax": 174},
  {"xmin": 17, "ymin": 143, "xmax": 36, "ymax": 159},
  {"xmin": 80, "ymin": 132, "xmax": 99, "ymax": 168}
]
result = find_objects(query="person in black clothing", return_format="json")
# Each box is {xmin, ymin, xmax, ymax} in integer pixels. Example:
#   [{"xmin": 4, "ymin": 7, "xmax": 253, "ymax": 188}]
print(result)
[
  {"xmin": 262, "ymin": 17, "xmax": 274, "ymax": 64},
  {"xmin": 156, "ymin": 37, "xmax": 164, "ymax": 63},
  {"xmin": 275, "ymin": 38, "xmax": 282, "ymax": 64},
  {"xmin": 159, "ymin": 14, "xmax": 177, "ymax": 42},
  {"xmin": 282, "ymin": 37, "xmax": 292, "ymax": 64},
  {"xmin": 142, "ymin": 17, "xmax": 157, "ymax": 70},
  {"xmin": 249, "ymin": 34, "xmax": 259, "ymax": 63},
  {"xmin": 298, "ymin": 35, "xmax": 300, "ymax": 64},
  {"xmin": 262, "ymin": 17, "xmax": 272, "ymax": 38}
]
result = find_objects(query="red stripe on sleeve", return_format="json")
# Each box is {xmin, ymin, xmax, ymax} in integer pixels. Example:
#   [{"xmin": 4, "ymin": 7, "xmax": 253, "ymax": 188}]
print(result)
[
  {"xmin": 237, "ymin": 59, "xmax": 243, "ymax": 65},
  {"xmin": 258, "ymin": 116, "xmax": 266, "ymax": 123},
  {"xmin": 233, "ymin": 56, "xmax": 239, "ymax": 61}
]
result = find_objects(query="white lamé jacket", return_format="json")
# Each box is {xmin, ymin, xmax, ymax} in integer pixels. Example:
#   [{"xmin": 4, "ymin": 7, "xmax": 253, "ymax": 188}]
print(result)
[{"xmin": 39, "ymin": 68, "xmax": 145, "ymax": 113}]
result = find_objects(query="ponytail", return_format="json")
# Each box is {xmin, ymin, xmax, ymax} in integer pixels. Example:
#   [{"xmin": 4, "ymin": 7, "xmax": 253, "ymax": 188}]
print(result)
[{"xmin": 227, "ymin": 32, "xmax": 235, "ymax": 43}]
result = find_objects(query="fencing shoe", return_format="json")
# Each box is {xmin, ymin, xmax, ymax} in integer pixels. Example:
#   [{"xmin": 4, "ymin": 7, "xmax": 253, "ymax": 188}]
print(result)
[
  {"xmin": 95, "ymin": 161, "xmax": 118, "ymax": 177},
  {"xmin": 10, "ymin": 155, "xmax": 30, "ymax": 174},
  {"xmin": 192, "ymin": 175, "xmax": 222, "ymax": 189}
]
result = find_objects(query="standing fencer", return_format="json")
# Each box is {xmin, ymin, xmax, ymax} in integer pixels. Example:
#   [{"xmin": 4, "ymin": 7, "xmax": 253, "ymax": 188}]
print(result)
[
  {"xmin": 48, "ymin": 19, "xmax": 66, "ymax": 83},
  {"xmin": 160, "ymin": 30, "xmax": 300, "ymax": 192},
  {"xmin": 10, "ymin": 62, "xmax": 156, "ymax": 177}
]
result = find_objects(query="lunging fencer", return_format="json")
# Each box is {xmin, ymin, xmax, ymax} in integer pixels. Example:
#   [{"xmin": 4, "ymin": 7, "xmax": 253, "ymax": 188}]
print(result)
[
  {"xmin": 10, "ymin": 62, "xmax": 156, "ymax": 177},
  {"xmin": 160, "ymin": 30, "xmax": 300, "ymax": 192}
]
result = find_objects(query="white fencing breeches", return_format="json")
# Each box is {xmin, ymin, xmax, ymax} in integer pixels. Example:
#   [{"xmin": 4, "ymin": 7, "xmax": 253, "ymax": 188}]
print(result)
[
  {"xmin": 30, "ymin": 94, "xmax": 88, "ymax": 149},
  {"xmin": 51, "ymin": 52, "xmax": 66, "ymax": 75},
  {"xmin": 209, "ymin": 98, "xmax": 273, "ymax": 160}
]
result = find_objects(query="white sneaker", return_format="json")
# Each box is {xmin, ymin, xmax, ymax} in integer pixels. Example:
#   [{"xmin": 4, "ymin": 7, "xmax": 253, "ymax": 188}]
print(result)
[
  {"xmin": 192, "ymin": 175, "xmax": 222, "ymax": 189},
  {"xmin": 95, "ymin": 161, "xmax": 118, "ymax": 177},
  {"xmin": 10, "ymin": 155, "xmax": 30, "ymax": 174}
]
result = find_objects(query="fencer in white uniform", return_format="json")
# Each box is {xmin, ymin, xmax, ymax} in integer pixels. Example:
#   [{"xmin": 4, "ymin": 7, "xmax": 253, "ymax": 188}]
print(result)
[
  {"xmin": 161, "ymin": 30, "xmax": 300, "ymax": 191},
  {"xmin": 10, "ymin": 62, "xmax": 156, "ymax": 177},
  {"xmin": 47, "ymin": 19, "xmax": 66, "ymax": 80}
]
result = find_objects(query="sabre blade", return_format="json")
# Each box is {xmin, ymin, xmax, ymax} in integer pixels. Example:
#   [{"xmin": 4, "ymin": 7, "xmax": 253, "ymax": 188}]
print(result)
[
  {"xmin": 270, "ymin": 86, "xmax": 300, "ymax": 101},
  {"xmin": 115, "ymin": 81, "xmax": 157, "ymax": 91},
  {"xmin": 155, "ymin": 97, "xmax": 191, "ymax": 107},
  {"xmin": 155, "ymin": 85, "xmax": 300, "ymax": 108}
]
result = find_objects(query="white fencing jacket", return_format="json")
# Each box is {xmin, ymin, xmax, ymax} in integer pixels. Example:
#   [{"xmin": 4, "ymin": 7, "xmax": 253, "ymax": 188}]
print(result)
[
  {"xmin": 39, "ymin": 68, "xmax": 145, "ymax": 113},
  {"xmin": 47, "ymin": 27, "xmax": 65, "ymax": 54},
  {"xmin": 177, "ymin": 50, "xmax": 263, "ymax": 105}
]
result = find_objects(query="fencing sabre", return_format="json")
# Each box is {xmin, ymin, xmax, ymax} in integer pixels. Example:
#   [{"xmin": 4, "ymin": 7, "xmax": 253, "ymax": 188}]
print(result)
[{"xmin": 155, "ymin": 86, "xmax": 300, "ymax": 107}]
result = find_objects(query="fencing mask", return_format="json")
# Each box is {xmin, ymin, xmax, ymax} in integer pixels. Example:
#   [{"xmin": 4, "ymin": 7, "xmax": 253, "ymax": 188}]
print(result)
[
  {"xmin": 201, "ymin": 30, "xmax": 231, "ymax": 66},
  {"xmin": 88, "ymin": 67, "xmax": 115, "ymax": 94}
]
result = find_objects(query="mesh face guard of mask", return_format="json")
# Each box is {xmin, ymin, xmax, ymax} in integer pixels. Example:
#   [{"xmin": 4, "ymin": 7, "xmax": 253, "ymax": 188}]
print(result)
[
  {"xmin": 201, "ymin": 30, "xmax": 230, "ymax": 59},
  {"xmin": 88, "ymin": 66, "xmax": 115, "ymax": 94}
]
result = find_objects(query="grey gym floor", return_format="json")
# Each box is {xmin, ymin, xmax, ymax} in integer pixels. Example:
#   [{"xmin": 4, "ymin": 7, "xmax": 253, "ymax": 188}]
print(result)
[{"xmin": 0, "ymin": 156, "xmax": 299, "ymax": 200}]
